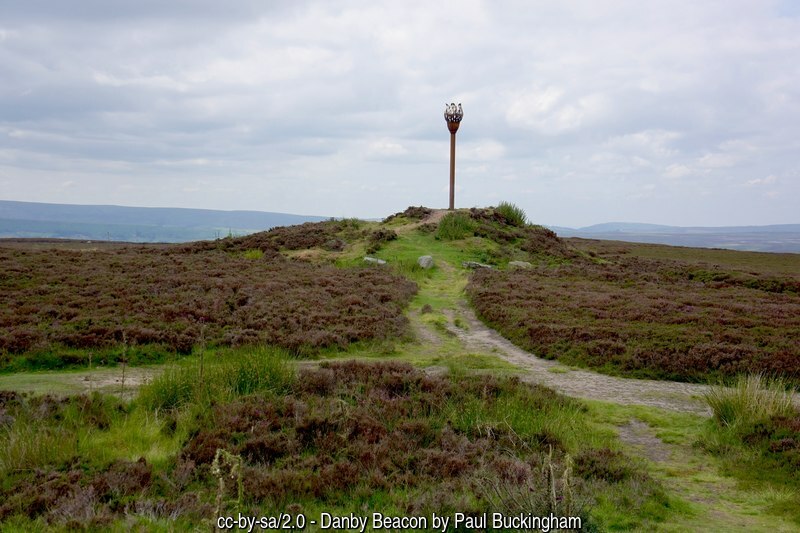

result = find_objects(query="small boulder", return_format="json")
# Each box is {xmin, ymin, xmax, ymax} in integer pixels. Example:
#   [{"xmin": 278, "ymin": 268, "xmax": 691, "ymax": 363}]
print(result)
[
  {"xmin": 462, "ymin": 261, "xmax": 493, "ymax": 270},
  {"xmin": 322, "ymin": 238, "xmax": 346, "ymax": 251},
  {"xmin": 417, "ymin": 255, "xmax": 434, "ymax": 269},
  {"xmin": 364, "ymin": 257, "xmax": 387, "ymax": 265},
  {"xmin": 508, "ymin": 261, "xmax": 532, "ymax": 269}
]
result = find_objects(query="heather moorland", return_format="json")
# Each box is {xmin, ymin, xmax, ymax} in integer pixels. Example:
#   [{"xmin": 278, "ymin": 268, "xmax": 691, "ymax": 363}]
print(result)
[{"xmin": 1, "ymin": 206, "xmax": 799, "ymax": 531}]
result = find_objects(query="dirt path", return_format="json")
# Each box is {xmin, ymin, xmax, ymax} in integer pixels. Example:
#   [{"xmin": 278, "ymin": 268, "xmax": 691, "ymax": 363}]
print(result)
[
  {"xmin": 417, "ymin": 268, "xmax": 800, "ymax": 530},
  {"xmin": 0, "ymin": 366, "xmax": 158, "ymax": 400},
  {"xmin": 441, "ymin": 303, "xmax": 712, "ymax": 416},
  {"xmin": 422, "ymin": 209, "xmax": 449, "ymax": 225}
]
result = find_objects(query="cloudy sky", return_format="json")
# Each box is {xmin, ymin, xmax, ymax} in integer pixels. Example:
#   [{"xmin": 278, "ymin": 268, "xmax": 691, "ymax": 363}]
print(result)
[{"xmin": 1, "ymin": 1, "xmax": 799, "ymax": 227}]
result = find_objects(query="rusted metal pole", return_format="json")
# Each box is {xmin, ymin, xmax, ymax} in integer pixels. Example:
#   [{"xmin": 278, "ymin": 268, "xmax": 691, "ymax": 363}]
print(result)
[
  {"xmin": 449, "ymin": 132, "xmax": 456, "ymax": 210},
  {"xmin": 444, "ymin": 102, "xmax": 463, "ymax": 211}
]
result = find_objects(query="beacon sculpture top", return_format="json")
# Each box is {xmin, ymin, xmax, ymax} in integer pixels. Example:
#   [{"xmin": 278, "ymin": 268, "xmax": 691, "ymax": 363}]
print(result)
[{"xmin": 444, "ymin": 102, "xmax": 464, "ymax": 123}]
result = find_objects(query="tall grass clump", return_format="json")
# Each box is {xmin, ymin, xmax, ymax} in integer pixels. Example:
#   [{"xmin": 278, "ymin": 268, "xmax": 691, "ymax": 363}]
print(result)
[
  {"xmin": 138, "ymin": 347, "xmax": 296, "ymax": 411},
  {"xmin": 0, "ymin": 424, "xmax": 77, "ymax": 478},
  {"xmin": 138, "ymin": 366, "xmax": 196, "ymax": 411},
  {"xmin": 242, "ymin": 248, "xmax": 264, "ymax": 260},
  {"xmin": 436, "ymin": 212, "xmax": 475, "ymax": 240},
  {"xmin": 496, "ymin": 201, "xmax": 528, "ymax": 227},
  {"xmin": 704, "ymin": 373, "xmax": 795, "ymax": 428},
  {"xmin": 215, "ymin": 347, "xmax": 296, "ymax": 397},
  {"xmin": 389, "ymin": 257, "xmax": 435, "ymax": 282}
]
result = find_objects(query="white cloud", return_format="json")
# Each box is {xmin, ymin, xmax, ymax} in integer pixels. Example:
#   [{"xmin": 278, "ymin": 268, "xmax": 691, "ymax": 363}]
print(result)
[
  {"xmin": 0, "ymin": 0, "xmax": 799, "ymax": 225},
  {"xmin": 745, "ymin": 175, "xmax": 778, "ymax": 186},
  {"xmin": 604, "ymin": 130, "xmax": 681, "ymax": 158},
  {"xmin": 506, "ymin": 87, "xmax": 608, "ymax": 134},
  {"xmin": 366, "ymin": 139, "xmax": 408, "ymax": 158},
  {"xmin": 698, "ymin": 152, "xmax": 740, "ymax": 169},
  {"xmin": 664, "ymin": 164, "xmax": 692, "ymax": 179},
  {"xmin": 461, "ymin": 140, "xmax": 506, "ymax": 161}
]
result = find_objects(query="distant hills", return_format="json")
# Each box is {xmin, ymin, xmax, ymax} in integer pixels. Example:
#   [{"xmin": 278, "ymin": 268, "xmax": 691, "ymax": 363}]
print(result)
[
  {"xmin": 2, "ymin": 200, "xmax": 798, "ymax": 252},
  {"xmin": 0, "ymin": 200, "xmax": 328, "ymax": 243},
  {"xmin": 552, "ymin": 222, "xmax": 800, "ymax": 253}
]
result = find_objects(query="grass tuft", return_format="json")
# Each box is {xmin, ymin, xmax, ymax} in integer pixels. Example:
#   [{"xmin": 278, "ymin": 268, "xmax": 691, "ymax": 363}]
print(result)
[
  {"xmin": 138, "ymin": 347, "xmax": 296, "ymax": 412},
  {"xmin": 704, "ymin": 373, "xmax": 795, "ymax": 428},
  {"xmin": 242, "ymin": 249, "xmax": 264, "ymax": 260},
  {"xmin": 496, "ymin": 201, "xmax": 528, "ymax": 227},
  {"xmin": 436, "ymin": 212, "xmax": 475, "ymax": 241},
  {"xmin": 0, "ymin": 424, "xmax": 77, "ymax": 477}
]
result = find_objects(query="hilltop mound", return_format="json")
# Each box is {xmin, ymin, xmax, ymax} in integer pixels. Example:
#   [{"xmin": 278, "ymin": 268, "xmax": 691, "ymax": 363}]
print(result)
[
  {"xmin": 172, "ymin": 205, "xmax": 576, "ymax": 266},
  {"xmin": 465, "ymin": 207, "xmax": 576, "ymax": 259}
]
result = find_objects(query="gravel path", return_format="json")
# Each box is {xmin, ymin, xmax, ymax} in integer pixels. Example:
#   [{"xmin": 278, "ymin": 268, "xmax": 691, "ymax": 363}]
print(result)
[{"xmin": 443, "ymin": 303, "xmax": 713, "ymax": 416}]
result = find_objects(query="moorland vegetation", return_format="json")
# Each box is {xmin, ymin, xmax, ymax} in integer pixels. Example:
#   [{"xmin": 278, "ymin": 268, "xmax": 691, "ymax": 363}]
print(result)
[
  {"xmin": 467, "ymin": 258, "xmax": 800, "ymax": 382},
  {"xmin": 0, "ymin": 357, "xmax": 674, "ymax": 530},
  {"xmin": 1, "ymin": 203, "xmax": 800, "ymax": 529},
  {"xmin": 0, "ymin": 243, "xmax": 415, "ymax": 370}
]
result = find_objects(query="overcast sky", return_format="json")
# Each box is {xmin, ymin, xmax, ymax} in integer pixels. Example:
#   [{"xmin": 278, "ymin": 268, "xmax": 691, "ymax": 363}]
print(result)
[{"xmin": 1, "ymin": 1, "xmax": 799, "ymax": 227}]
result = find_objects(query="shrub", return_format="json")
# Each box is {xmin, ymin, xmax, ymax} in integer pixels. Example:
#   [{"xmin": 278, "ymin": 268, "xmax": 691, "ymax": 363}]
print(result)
[
  {"xmin": 383, "ymin": 206, "xmax": 432, "ymax": 223},
  {"xmin": 366, "ymin": 228, "xmax": 398, "ymax": 254},
  {"xmin": 183, "ymin": 219, "xmax": 366, "ymax": 253},
  {"xmin": 0, "ymin": 361, "xmax": 669, "ymax": 527},
  {"xmin": 496, "ymin": 201, "xmax": 527, "ymax": 227},
  {"xmin": 573, "ymin": 448, "xmax": 634, "ymax": 483}
]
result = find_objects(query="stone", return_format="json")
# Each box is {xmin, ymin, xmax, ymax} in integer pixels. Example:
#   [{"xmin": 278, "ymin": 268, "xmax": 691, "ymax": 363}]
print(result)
[
  {"xmin": 461, "ymin": 261, "xmax": 493, "ymax": 269},
  {"xmin": 322, "ymin": 238, "xmax": 346, "ymax": 252},
  {"xmin": 508, "ymin": 261, "xmax": 532, "ymax": 269},
  {"xmin": 417, "ymin": 255, "xmax": 434, "ymax": 269},
  {"xmin": 363, "ymin": 257, "xmax": 386, "ymax": 265}
]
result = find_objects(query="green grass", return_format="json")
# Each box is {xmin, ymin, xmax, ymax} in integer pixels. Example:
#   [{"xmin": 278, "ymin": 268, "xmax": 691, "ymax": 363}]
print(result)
[
  {"xmin": 704, "ymin": 373, "xmax": 796, "ymax": 428},
  {"xmin": 0, "ymin": 343, "xmax": 175, "ymax": 373},
  {"xmin": 585, "ymin": 401, "xmax": 800, "ymax": 529},
  {"xmin": 241, "ymin": 248, "xmax": 264, "ymax": 260},
  {"xmin": 699, "ymin": 374, "xmax": 800, "ymax": 519},
  {"xmin": 137, "ymin": 346, "xmax": 296, "ymax": 412},
  {"xmin": 377, "ymin": 226, "xmax": 502, "ymax": 270},
  {"xmin": 496, "ymin": 201, "xmax": 528, "ymax": 227},
  {"xmin": 0, "ymin": 349, "xmax": 297, "ymax": 487},
  {"xmin": 436, "ymin": 211, "xmax": 476, "ymax": 240}
]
